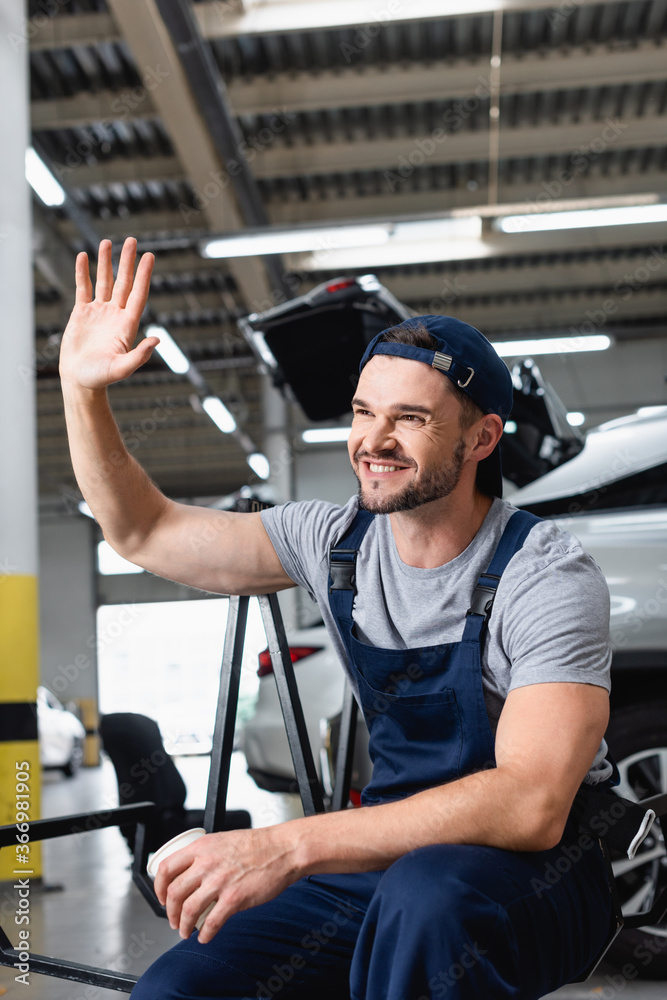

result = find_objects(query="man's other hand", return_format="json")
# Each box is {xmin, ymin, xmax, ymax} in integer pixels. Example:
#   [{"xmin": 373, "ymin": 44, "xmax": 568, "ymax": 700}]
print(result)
[{"xmin": 153, "ymin": 826, "xmax": 302, "ymax": 944}]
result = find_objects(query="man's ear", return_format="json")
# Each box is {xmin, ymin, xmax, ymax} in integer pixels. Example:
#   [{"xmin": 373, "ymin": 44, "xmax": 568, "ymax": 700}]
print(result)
[{"xmin": 469, "ymin": 414, "xmax": 504, "ymax": 460}]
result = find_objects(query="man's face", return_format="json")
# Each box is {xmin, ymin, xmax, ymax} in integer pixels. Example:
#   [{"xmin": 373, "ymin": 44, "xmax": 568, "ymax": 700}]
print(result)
[{"xmin": 348, "ymin": 354, "xmax": 470, "ymax": 515}]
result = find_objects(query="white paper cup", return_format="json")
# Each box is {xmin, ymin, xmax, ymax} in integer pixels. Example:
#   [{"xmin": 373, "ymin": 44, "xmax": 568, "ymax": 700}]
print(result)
[{"xmin": 147, "ymin": 828, "xmax": 215, "ymax": 931}]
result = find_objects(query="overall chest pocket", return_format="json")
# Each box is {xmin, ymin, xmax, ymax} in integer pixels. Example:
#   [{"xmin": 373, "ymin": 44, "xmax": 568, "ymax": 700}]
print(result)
[
  {"xmin": 384, "ymin": 689, "xmax": 462, "ymax": 745},
  {"xmin": 357, "ymin": 666, "xmax": 462, "ymax": 753}
]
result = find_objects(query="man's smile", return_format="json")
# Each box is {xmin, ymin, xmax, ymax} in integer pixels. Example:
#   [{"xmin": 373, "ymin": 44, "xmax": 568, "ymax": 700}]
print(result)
[
  {"xmin": 357, "ymin": 455, "xmax": 414, "ymax": 479},
  {"xmin": 367, "ymin": 463, "xmax": 407, "ymax": 474}
]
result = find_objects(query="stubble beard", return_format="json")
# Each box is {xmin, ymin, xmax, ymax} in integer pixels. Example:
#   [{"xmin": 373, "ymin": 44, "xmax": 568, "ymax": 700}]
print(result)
[{"xmin": 355, "ymin": 437, "xmax": 467, "ymax": 515}]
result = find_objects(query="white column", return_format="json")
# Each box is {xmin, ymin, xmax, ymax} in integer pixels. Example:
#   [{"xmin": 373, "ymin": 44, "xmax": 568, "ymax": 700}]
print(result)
[{"xmin": 0, "ymin": 0, "xmax": 41, "ymax": 877}]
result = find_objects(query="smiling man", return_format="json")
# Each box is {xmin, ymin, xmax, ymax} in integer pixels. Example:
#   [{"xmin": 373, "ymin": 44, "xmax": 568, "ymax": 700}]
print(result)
[{"xmin": 60, "ymin": 239, "xmax": 616, "ymax": 1000}]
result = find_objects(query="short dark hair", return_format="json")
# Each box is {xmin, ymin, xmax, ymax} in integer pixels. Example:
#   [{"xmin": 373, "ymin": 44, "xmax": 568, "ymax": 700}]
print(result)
[{"xmin": 379, "ymin": 320, "xmax": 484, "ymax": 429}]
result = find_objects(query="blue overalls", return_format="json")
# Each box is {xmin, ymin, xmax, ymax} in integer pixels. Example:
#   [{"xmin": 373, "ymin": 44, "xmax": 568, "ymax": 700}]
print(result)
[
  {"xmin": 327, "ymin": 508, "xmax": 614, "ymax": 999},
  {"xmin": 132, "ymin": 509, "xmax": 615, "ymax": 1000}
]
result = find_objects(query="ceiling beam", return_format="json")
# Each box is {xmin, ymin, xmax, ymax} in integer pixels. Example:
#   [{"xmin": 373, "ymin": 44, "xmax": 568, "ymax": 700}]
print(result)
[
  {"xmin": 227, "ymin": 41, "xmax": 667, "ymax": 113},
  {"xmin": 104, "ymin": 0, "xmax": 273, "ymax": 311},
  {"xmin": 33, "ymin": 40, "xmax": 667, "ymax": 128},
  {"xmin": 35, "ymin": 255, "xmax": 667, "ymax": 332},
  {"xmin": 327, "ymin": 255, "xmax": 667, "ymax": 301},
  {"xmin": 407, "ymin": 286, "xmax": 667, "ymax": 332},
  {"xmin": 32, "ymin": 91, "xmax": 158, "ymax": 132},
  {"xmin": 252, "ymin": 113, "xmax": 666, "ymax": 179},
  {"xmin": 266, "ymin": 171, "xmax": 667, "ymax": 226},
  {"xmin": 28, "ymin": 12, "xmax": 120, "ymax": 51}
]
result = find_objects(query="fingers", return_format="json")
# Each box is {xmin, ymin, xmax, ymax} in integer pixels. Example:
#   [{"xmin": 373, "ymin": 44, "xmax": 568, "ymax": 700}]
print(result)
[
  {"xmin": 178, "ymin": 887, "xmax": 219, "ymax": 941},
  {"xmin": 74, "ymin": 252, "xmax": 93, "ymax": 304},
  {"xmin": 94, "ymin": 239, "xmax": 114, "ymax": 301},
  {"xmin": 195, "ymin": 900, "xmax": 231, "ymax": 945},
  {"xmin": 125, "ymin": 250, "xmax": 155, "ymax": 325},
  {"xmin": 162, "ymin": 866, "xmax": 205, "ymax": 933},
  {"xmin": 153, "ymin": 843, "xmax": 196, "ymax": 908},
  {"xmin": 111, "ymin": 237, "xmax": 137, "ymax": 308}
]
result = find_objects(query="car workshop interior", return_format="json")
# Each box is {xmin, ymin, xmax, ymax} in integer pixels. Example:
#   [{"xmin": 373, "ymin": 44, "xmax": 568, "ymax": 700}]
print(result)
[{"xmin": 1, "ymin": 0, "xmax": 667, "ymax": 996}]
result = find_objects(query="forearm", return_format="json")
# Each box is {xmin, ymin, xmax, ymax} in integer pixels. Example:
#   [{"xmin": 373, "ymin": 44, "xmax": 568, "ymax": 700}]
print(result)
[
  {"xmin": 61, "ymin": 381, "xmax": 170, "ymax": 555},
  {"xmin": 289, "ymin": 768, "xmax": 563, "ymax": 877}
]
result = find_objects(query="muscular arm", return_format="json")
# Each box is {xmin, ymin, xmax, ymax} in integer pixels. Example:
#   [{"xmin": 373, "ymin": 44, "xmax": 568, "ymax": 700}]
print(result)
[
  {"xmin": 60, "ymin": 238, "xmax": 294, "ymax": 596},
  {"xmin": 156, "ymin": 680, "xmax": 609, "ymax": 942}
]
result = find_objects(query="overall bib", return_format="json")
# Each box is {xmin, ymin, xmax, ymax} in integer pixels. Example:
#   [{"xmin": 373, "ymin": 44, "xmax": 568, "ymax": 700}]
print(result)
[
  {"xmin": 327, "ymin": 506, "xmax": 513, "ymax": 805},
  {"xmin": 132, "ymin": 509, "xmax": 615, "ymax": 1000}
]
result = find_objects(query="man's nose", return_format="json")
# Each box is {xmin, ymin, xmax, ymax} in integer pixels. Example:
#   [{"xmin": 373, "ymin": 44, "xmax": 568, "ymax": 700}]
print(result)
[{"xmin": 362, "ymin": 418, "xmax": 397, "ymax": 455}]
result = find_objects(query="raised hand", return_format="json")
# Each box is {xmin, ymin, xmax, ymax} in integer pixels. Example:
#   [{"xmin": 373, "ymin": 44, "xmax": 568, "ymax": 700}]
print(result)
[{"xmin": 59, "ymin": 237, "xmax": 159, "ymax": 391}]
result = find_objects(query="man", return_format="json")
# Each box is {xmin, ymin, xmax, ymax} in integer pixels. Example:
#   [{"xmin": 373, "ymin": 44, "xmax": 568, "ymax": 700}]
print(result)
[{"xmin": 60, "ymin": 238, "xmax": 615, "ymax": 999}]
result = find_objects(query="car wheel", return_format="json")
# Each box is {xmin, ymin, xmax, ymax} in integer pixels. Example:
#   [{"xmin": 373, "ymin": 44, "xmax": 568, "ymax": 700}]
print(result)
[
  {"xmin": 62, "ymin": 737, "xmax": 84, "ymax": 778},
  {"xmin": 605, "ymin": 702, "xmax": 667, "ymax": 979}
]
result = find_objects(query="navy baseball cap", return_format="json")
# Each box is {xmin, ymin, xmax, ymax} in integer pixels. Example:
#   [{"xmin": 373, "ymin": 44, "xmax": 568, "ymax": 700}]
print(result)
[{"xmin": 359, "ymin": 315, "xmax": 513, "ymax": 497}]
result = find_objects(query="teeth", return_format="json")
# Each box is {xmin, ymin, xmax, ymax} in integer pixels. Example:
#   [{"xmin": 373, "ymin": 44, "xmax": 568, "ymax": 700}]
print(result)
[{"xmin": 369, "ymin": 463, "xmax": 401, "ymax": 473}]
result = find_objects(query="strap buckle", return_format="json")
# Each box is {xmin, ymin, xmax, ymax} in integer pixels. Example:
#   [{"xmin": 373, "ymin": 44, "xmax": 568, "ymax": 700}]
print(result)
[
  {"xmin": 329, "ymin": 549, "xmax": 358, "ymax": 592},
  {"xmin": 466, "ymin": 574, "xmax": 501, "ymax": 621}
]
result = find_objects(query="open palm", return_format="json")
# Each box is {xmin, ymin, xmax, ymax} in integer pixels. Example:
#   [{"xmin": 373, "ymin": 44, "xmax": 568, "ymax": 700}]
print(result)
[{"xmin": 60, "ymin": 237, "xmax": 159, "ymax": 390}]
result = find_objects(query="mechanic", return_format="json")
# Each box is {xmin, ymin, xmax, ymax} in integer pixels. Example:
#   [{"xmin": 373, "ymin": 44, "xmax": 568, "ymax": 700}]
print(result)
[{"xmin": 60, "ymin": 237, "xmax": 616, "ymax": 999}]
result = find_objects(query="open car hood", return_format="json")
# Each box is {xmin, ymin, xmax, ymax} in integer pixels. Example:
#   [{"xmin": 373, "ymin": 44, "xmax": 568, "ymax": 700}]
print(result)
[
  {"xmin": 502, "ymin": 360, "xmax": 584, "ymax": 489},
  {"xmin": 239, "ymin": 275, "xmax": 412, "ymax": 421}
]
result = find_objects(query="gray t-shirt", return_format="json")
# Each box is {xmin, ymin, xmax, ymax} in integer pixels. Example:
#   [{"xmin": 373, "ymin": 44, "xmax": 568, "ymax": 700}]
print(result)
[{"xmin": 261, "ymin": 495, "xmax": 612, "ymax": 784}]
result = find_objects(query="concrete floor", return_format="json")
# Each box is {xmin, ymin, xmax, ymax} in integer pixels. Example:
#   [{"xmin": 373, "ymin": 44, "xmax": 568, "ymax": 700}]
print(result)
[{"xmin": 1, "ymin": 757, "xmax": 665, "ymax": 999}]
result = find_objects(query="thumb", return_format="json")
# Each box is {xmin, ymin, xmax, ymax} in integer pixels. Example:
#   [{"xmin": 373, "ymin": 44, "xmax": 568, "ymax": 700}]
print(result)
[{"xmin": 109, "ymin": 337, "xmax": 160, "ymax": 382}]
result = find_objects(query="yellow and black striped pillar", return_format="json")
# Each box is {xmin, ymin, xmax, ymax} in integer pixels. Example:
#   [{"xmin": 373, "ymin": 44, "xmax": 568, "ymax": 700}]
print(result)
[
  {"xmin": 0, "ymin": 580, "xmax": 41, "ymax": 880},
  {"xmin": 0, "ymin": 0, "xmax": 42, "ymax": 880}
]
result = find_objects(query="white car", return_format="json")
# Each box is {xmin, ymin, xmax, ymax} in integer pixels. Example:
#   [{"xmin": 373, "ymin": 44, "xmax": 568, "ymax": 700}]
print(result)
[
  {"xmin": 37, "ymin": 686, "xmax": 86, "ymax": 777},
  {"xmin": 241, "ymin": 627, "xmax": 345, "ymax": 794},
  {"xmin": 511, "ymin": 405, "xmax": 667, "ymax": 978}
]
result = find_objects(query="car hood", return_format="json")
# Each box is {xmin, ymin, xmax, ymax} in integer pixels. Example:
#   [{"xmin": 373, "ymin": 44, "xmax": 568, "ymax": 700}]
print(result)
[{"xmin": 512, "ymin": 408, "xmax": 667, "ymax": 506}]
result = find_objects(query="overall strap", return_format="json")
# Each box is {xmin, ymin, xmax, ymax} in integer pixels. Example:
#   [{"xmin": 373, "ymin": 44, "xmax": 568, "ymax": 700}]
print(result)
[
  {"xmin": 328, "ymin": 508, "xmax": 375, "ymax": 621},
  {"xmin": 463, "ymin": 509, "xmax": 541, "ymax": 642}
]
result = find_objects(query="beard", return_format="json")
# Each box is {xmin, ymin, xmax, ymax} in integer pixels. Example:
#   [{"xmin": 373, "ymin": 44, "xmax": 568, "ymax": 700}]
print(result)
[{"xmin": 354, "ymin": 437, "xmax": 467, "ymax": 515}]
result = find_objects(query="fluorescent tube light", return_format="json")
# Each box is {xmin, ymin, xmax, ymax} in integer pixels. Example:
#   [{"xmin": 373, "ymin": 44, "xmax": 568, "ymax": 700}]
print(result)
[
  {"xmin": 247, "ymin": 453, "xmax": 270, "ymax": 479},
  {"xmin": 25, "ymin": 147, "xmax": 66, "ymax": 207},
  {"xmin": 202, "ymin": 225, "xmax": 389, "ymax": 259},
  {"xmin": 299, "ymin": 216, "xmax": 485, "ymax": 270},
  {"xmin": 496, "ymin": 203, "xmax": 667, "ymax": 234},
  {"xmin": 504, "ymin": 421, "xmax": 517, "ymax": 434},
  {"xmin": 146, "ymin": 324, "xmax": 190, "ymax": 375},
  {"xmin": 302, "ymin": 427, "xmax": 351, "ymax": 443},
  {"xmin": 78, "ymin": 501, "xmax": 95, "ymax": 519},
  {"xmin": 492, "ymin": 335, "xmax": 611, "ymax": 357},
  {"xmin": 203, "ymin": 396, "xmax": 237, "ymax": 434},
  {"xmin": 567, "ymin": 411, "xmax": 586, "ymax": 427}
]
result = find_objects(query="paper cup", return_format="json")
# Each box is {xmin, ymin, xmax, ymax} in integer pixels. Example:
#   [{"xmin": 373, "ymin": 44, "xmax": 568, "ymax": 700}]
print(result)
[{"xmin": 147, "ymin": 827, "xmax": 215, "ymax": 930}]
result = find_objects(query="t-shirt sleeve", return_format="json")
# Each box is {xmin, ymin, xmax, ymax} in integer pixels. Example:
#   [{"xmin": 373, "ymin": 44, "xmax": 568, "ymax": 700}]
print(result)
[
  {"xmin": 260, "ymin": 498, "xmax": 358, "ymax": 601},
  {"xmin": 498, "ymin": 527, "xmax": 612, "ymax": 694}
]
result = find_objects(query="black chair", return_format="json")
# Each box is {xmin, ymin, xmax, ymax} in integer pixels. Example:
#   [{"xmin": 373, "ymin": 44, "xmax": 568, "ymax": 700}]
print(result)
[{"xmin": 99, "ymin": 712, "xmax": 250, "ymax": 855}]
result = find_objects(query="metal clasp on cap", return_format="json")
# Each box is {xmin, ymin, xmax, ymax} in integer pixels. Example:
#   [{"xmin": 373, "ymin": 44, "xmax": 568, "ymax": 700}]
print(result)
[
  {"xmin": 431, "ymin": 351, "xmax": 453, "ymax": 373},
  {"xmin": 457, "ymin": 367, "xmax": 474, "ymax": 388}
]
